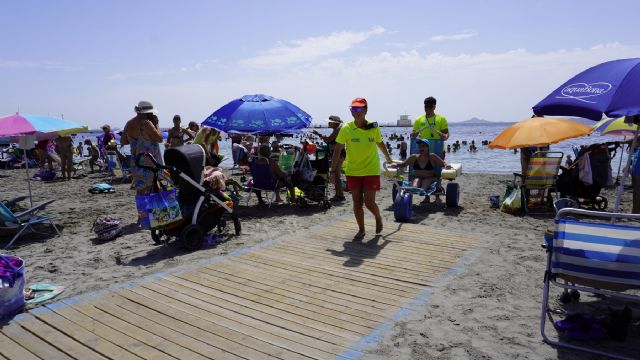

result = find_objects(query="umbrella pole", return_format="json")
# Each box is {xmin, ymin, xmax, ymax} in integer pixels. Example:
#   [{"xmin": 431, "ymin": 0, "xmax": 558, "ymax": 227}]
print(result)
[
  {"xmin": 616, "ymin": 136, "xmax": 626, "ymax": 182},
  {"xmin": 24, "ymin": 152, "xmax": 33, "ymax": 207},
  {"xmin": 612, "ymin": 125, "xmax": 640, "ymax": 220}
]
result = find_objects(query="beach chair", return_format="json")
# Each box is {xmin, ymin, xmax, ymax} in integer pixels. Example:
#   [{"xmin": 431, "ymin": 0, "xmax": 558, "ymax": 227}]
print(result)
[
  {"xmin": 514, "ymin": 151, "xmax": 563, "ymax": 210},
  {"xmin": 246, "ymin": 157, "xmax": 283, "ymax": 207},
  {"xmin": 541, "ymin": 208, "xmax": 640, "ymax": 359},
  {"xmin": 0, "ymin": 199, "xmax": 60, "ymax": 249}
]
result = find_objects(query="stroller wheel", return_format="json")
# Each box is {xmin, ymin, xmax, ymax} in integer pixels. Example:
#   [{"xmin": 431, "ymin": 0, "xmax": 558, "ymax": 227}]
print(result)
[
  {"xmin": 150, "ymin": 229, "xmax": 163, "ymax": 245},
  {"xmin": 181, "ymin": 224, "xmax": 204, "ymax": 251},
  {"xmin": 232, "ymin": 211, "xmax": 241, "ymax": 236},
  {"xmin": 594, "ymin": 196, "xmax": 608, "ymax": 211}
]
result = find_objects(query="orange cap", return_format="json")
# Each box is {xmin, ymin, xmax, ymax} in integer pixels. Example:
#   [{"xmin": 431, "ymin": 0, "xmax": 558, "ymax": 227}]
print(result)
[{"xmin": 351, "ymin": 97, "xmax": 368, "ymax": 107}]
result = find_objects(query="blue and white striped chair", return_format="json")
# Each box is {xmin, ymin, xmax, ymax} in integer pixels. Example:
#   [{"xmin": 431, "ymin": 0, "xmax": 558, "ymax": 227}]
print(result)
[{"xmin": 541, "ymin": 208, "xmax": 640, "ymax": 359}]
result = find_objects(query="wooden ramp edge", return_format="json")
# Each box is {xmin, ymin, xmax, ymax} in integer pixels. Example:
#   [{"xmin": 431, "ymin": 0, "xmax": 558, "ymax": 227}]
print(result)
[{"xmin": 1, "ymin": 218, "xmax": 485, "ymax": 360}]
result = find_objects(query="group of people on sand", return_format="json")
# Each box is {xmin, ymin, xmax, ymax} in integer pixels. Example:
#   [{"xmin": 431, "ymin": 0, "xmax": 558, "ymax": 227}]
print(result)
[{"xmin": 119, "ymin": 96, "xmax": 450, "ymax": 239}]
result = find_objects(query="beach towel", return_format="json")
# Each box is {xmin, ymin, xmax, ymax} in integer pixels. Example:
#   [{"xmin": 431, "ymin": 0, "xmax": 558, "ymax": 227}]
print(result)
[
  {"xmin": 204, "ymin": 166, "xmax": 227, "ymax": 190},
  {"xmin": 88, "ymin": 183, "xmax": 115, "ymax": 194},
  {"xmin": 91, "ymin": 215, "xmax": 122, "ymax": 241},
  {"xmin": 32, "ymin": 168, "xmax": 55, "ymax": 181}
]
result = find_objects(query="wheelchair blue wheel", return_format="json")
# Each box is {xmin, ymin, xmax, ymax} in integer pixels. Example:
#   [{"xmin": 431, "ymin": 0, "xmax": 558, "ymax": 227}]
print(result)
[
  {"xmin": 394, "ymin": 193, "xmax": 412, "ymax": 222},
  {"xmin": 445, "ymin": 182, "xmax": 460, "ymax": 207}
]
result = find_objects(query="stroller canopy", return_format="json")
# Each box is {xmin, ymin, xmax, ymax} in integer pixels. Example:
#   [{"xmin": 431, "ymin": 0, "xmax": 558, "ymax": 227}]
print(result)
[{"xmin": 164, "ymin": 145, "xmax": 205, "ymax": 185}]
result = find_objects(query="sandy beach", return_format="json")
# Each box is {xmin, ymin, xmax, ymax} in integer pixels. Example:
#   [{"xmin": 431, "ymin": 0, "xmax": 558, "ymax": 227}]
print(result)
[{"xmin": 1, "ymin": 167, "xmax": 638, "ymax": 359}]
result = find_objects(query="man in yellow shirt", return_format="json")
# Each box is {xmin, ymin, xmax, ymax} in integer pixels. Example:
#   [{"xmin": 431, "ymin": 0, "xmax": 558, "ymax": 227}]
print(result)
[
  {"xmin": 411, "ymin": 96, "xmax": 449, "ymax": 148},
  {"xmin": 330, "ymin": 98, "xmax": 392, "ymax": 239}
]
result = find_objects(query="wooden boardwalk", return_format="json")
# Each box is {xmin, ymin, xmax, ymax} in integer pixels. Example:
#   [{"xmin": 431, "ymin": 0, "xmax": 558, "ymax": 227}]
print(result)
[{"xmin": 0, "ymin": 219, "xmax": 482, "ymax": 360}]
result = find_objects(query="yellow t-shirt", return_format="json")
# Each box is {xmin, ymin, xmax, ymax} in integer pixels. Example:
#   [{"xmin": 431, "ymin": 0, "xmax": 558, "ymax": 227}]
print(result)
[
  {"xmin": 336, "ymin": 121, "xmax": 383, "ymax": 176},
  {"xmin": 413, "ymin": 114, "xmax": 448, "ymax": 139}
]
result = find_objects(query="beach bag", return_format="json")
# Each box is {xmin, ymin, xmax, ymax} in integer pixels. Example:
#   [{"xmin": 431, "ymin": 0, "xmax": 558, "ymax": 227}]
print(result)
[
  {"xmin": 299, "ymin": 154, "xmax": 317, "ymax": 182},
  {"xmin": 501, "ymin": 185, "xmax": 523, "ymax": 214},
  {"xmin": 0, "ymin": 255, "xmax": 25, "ymax": 319},
  {"xmin": 278, "ymin": 150, "xmax": 295, "ymax": 173},
  {"xmin": 91, "ymin": 215, "xmax": 122, "ymax": 241},
  {"xmin": 578, "ymin": 153, "xmax": 593, "ymax": 185},
  {"xmin": 135, "ymin": 188, "xmax": 183, "ymax": 229}
]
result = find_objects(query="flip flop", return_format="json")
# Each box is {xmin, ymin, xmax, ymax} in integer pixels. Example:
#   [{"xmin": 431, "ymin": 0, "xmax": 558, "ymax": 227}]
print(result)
[{"xmin": 25, "ymin": 283, "xmax": 65, "ymax": 304}]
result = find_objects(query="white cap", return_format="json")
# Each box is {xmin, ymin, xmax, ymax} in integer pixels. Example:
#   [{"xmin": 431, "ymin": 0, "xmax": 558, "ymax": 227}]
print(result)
[{"xmin": 135, "ymin": 100, "xmax": 157, "ymax": 114}]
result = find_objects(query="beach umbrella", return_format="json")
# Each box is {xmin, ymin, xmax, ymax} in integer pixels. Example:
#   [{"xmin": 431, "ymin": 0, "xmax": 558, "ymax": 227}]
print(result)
[
  {"xmin": 0, "ymin": 114, "xmax": 88, "ymax": 206},
  {"xmin": 488, "ymin": 117, "xmax": 593, "ymax": 150},
  {"xmin": 532, "ymin": 58, "xmax": 640, "ymax": 214},
  {"xmin": 593, "ymin": 117, "xmax": 637, "ymax": 137},
  {"xmin": 0, "ymin": 114, "xmax": 88, "ymax": 139},
  {"xmin": 202, "ymin": 94, "xmax": 312, "ymax": 135},
  {"xmin": 593, "ymin": 117, "xmax": 638, "ymax": 183}
]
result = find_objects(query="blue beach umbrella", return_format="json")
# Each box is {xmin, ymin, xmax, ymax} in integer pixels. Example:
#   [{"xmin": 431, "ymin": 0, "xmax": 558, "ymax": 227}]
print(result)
[
  {"xmin": 533, "ymin": 58, "xmax": 640, "ymax": 214},
  {"xmin": 533, "ymin": 58, "xmax": 640, "ymax": 120},
  {"xmin": 202, "ymin": 94, "xmax": 312, "ymax": 135}
]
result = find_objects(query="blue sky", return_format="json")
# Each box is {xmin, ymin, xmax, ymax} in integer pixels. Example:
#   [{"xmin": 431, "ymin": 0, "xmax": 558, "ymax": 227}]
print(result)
[{"xmin": 1, "ymin": 0, "xmax": 639, "ymax": 128}]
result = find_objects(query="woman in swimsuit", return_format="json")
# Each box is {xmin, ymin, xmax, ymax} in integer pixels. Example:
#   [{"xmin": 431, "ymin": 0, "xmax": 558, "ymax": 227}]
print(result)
[
  {"xmin": 120, "ymin": 101, "xmax": 163, "ymax": 195},
  {"xmin": 394, "ymin": 138, "xmax": 449, "ymax": 204},
  {"xmin": 165, "ymin": 115, "xmax": 194, "ymax": 148}
]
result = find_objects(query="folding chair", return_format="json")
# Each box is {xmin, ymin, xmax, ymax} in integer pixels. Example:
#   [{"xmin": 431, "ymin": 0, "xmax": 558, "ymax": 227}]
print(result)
[
  {"xmin": 541, "ymin": 208, "xmax": 640, "ymax": 359},
  {"xmin": 246, "ymin": 157, "xmax": 283, "ymax": 207},
  {"xmin": 0, "ymin": 199, "xmax": 61, "ymax": 249},
  {"xmin": 515, "ymin": 151, "xmax": 563, "ymax": 210}
]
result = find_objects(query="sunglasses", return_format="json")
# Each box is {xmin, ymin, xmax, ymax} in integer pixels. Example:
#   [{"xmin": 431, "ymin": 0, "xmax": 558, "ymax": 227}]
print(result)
[{"xmin": 350, "ymin": 107, "xmax": 365, "ymax": 113}]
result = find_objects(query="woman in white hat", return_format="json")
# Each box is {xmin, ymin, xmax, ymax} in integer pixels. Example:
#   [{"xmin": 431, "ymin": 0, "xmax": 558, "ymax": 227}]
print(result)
[
  {"xmin": 313, "ymin": 115, "xmax": 346, "ymax": 201},
  {"xmin": 120, "ymin": 100, "xmax": 163, "ymax": 194}
]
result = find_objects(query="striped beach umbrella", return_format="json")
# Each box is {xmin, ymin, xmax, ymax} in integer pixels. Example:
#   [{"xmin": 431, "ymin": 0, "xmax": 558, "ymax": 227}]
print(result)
[
  {"xmin": 0, "ymin": 114, "xmax": 87, "ymax": 139},
  {"xmin": 593, "ymin": 117, "xmax": 637, "ymax": 137}
]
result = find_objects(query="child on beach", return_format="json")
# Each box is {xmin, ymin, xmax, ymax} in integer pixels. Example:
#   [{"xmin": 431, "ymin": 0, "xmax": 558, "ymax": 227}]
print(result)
[{"xmin": 84, "ymin": 139, "xmax": 101, "ymax": 172}]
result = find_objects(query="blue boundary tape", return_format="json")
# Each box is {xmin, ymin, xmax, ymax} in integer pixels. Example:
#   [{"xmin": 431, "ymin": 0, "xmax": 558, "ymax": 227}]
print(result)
[{"xmin": 336, "ymin": 236, "xmax": 490, "ymax": 360}]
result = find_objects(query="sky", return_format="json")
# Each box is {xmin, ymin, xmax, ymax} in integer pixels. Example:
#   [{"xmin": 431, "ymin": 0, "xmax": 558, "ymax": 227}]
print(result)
[{"xmin": 1, "ymin": 0, "xmax": 639, "ymax": 129}]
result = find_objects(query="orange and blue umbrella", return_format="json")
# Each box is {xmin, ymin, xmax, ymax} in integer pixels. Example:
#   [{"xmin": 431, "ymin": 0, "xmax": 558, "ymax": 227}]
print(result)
[
  {"xmin": 0, "ymin": 113, "xmax": 87, "ymax": 138},
  {"xmin": 202, "ymin": 94, "xmax": 312, "ymax": 135}
]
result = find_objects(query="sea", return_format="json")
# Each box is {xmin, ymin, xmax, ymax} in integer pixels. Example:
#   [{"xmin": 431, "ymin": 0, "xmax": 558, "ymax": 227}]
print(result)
[{"xmin": 72, "ymin": 123, "xmax": 628, "ymax": 175}]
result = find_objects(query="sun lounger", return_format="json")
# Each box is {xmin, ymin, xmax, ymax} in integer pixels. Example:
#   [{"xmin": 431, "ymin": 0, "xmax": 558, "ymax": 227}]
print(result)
[
  {"xmin": 0, "ymin": 199, "xmax": 60, "ymax": 249},
  {"xmin": 541, "ymin": 207, "xmax": 640, "ymax": 359}
]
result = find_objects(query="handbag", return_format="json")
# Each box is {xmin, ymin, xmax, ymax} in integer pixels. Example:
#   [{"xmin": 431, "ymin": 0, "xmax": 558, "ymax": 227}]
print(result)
[
  {"xmin": 91, "ymin": 215, "xmax": 122, "ymax": 241},
  {"xmin": 135, "ymin": 177, "xmax": 183, "ymax": 229},
  {"xmin": 501, "ymin": 185, "xmax": 523, "ymax": 214}
]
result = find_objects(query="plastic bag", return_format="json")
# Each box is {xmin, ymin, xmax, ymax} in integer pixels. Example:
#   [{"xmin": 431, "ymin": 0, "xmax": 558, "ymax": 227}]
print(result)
[
  {"xmin": 501, "ymin": 186, "xmax": 522, "ymax": 214},
  {"xmin": 135, "ymin": 188, "xmax": 183, "ymax": 229},
  {"xmin": 0, "ymin": 255, "xmax": 25, "ymax": 319},
  {"xmin": 299, "ymin": 154, "xmax": 317, "ymax": 182}
]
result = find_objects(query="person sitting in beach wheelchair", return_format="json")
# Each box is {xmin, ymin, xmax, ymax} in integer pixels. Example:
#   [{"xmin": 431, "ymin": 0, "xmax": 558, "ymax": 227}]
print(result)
[{"xmin": 392, "ymin": 139, "xmax": 450, "ymax": 204}]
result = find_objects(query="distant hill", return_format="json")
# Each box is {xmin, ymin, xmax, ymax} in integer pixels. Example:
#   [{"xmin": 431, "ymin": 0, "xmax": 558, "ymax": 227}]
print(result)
[{"xmin": 454, "ymin": 117, "xmax": 498, "ymax": 125}]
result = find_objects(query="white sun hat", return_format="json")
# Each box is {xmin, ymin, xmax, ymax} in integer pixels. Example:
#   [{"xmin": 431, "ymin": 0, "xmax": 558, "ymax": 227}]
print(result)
[{"xmin": 134, "ymin": 100, "xmax": 157, "ymax": 114}]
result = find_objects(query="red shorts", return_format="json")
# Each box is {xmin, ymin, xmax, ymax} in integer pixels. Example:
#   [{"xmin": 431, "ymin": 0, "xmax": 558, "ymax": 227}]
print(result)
[{"xmin": 346, "ymin": 175, "xmax": 381, "ymax": 192}]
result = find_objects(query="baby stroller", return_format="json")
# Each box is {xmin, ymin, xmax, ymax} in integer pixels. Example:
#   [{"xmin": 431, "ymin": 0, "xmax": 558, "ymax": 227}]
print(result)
[
  {"xmin": 136, "ymin": 144, "xmax": 241, "ymax": 251},
  {"xmin": 293, "ymin": 147, "xmax": 332, "ymax": 209},
  {"xmin": 556, "ymin": 142, "xmax": 618, "ymax": 210}
]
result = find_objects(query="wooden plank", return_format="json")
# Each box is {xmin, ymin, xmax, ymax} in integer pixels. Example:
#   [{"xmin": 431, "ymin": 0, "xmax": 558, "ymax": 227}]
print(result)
[
  {"xmin": 333, "ymin": 221, "xmax": 480, "ymax": 245},
  {"xmin": 15, "ymin": 313, "xmax": 108, "ymax": 360},
  {"xmin": 300, "ymin": 231, "xmax": 475, "ymax": 266},
  {"xmin": 1, "ymin": 322, "xmax": 73, "ymax": 360},
  {"xmin": 216, "ymin": 259, "xmax": 403, "ymax": 312},
  {"xmin": 212, "ymin": 260, "xmax": 406, "ymax": 311},
  {"xmin": 269, "ymin": 242, "xmax": 448, "ymax": 278},
  {"xmin": 31, "ymin": 308, "xmax": 142, "ymax": 360},
  {"xmin": 241, "ymin": 249, "xmax": 430, "ymax": 290},
  {"xmin": 164, "ymin": 273, "xmax": 371, "ymax": 335},
  {"xmin": 50, "ymin": 304, "xmax": 175, "ymax": 360},
  {"xmin": 234, "ymin": 253, "xmax": 422, "ymax": 299},
  {"xmin": 119, "ymin": 287, "xmax": 342, "ymax": 359},
  {"xmin": 102, "ymin": 293, "xmax": 309, "ymax": 360},
  {"xmin": 148, "ymin": 278, "xmax": 360, "ymax": 346},
  {"xmin": 65, "ymin": 300, "xmax": 206, "ymax": 360},
  {"xmin": 0, "ymin": 331, "xmax": 39, "ymax": 360},
  {"xmin": 173, "ymin": 270, "xmax": 379, "ymax": 329},
  {"xmin": 196, "ymin": 264, "xmax": 389, "ymax": 323},
  {"xmin": 89, "ymin": 298, "xmax": 248, "ymax": 360}
]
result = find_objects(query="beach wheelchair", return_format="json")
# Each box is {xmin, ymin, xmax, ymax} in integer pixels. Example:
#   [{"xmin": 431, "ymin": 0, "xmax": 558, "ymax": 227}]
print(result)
[{"xmin": 384, "ymin": 139, "xmax": 462, "ymax": 222}]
